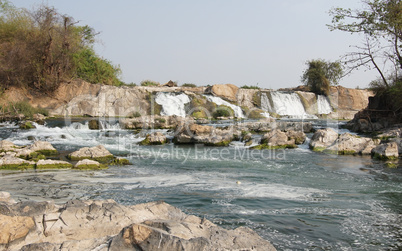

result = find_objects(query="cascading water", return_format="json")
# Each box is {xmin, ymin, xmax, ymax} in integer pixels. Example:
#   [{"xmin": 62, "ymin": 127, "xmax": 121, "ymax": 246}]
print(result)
[
  {"xmin": 261, "ymin": 93, "xmax": 274, "ymax": 113},
  {"xmin": 155, "ymin": 92, "xmax": 190, "ymax": 117},
  {"xmin": 269, "ymin": 92, "xmax": 312, "ymax": 118},
  {"xmin": 316, "ymin": 95, "xmax": 332, "ymax": 114},
  {"xmin": 261, "ymin": 91, "xmax": 332, "ymax": 118},
  {"xmin": 204, "ymin": 95, "xmax": 245, "ymax": 118}
]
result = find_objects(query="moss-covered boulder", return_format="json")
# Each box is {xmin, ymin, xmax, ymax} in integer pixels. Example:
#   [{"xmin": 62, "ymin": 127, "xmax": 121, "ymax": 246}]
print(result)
[
  {"xmin": 28, "ymin": 141, "xmax": 58, "ymax": 156},
  {"xmin": 0, "ymin": 156, "xmax": 35, "ymax": 170},
  {"xmin": 73, "ymin": 159, "xmax": 107, "ymax": 170},
  {"xmin": 110, "ymin": 157, "xmax": 131, "ymax": 166},
  {"xmin": 19, "ymin": 121, "xmax": 36, "ymax": 130},
  {"xmin": 88, "ymin": 120, "xmax": 100, "ymax": 130},
  {"xmin": 67, "ymin": 145, "xmax": 114, "ymax": 163},
  {"xmin": 0, "ymin": 140, "xmax": 17, "ymax": 152},
  {"xmin": 36, "ymin": 159, "xmax": 73, "ymax": 169},
  {"xmin": 372, "ymin": 142, "xmax": 399, "ymax": 160},
  {"xmin": 251, "ymin": 144, "xmax": 297, "ymax": 150},
  {"xmin": 139, "ymin": 132, "xmax": 167, "ymax": 145}
]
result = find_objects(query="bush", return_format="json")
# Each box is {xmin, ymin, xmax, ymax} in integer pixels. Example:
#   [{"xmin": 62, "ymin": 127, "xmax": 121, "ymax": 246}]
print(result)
[
  {"xmin": 182, "ymin": 83, "xmax": 197, "ymax": 87},
  {"xmin": 141, "ymin": 80, "xmax": 160, "ymax": 87},
  {"xmin": 213, "ymin": 105, "xmax": 234, "ymax": 118},
  {"xmin": 0, "ymin": 101, "xmax": 48, "ymax": 118},
  {"xmin": 241, "ymin": 85, "xmax": 260, "ymax": 89},
  {"xmin": 129, "ymin": 111, "xmax": 142, "ymax": 118}
]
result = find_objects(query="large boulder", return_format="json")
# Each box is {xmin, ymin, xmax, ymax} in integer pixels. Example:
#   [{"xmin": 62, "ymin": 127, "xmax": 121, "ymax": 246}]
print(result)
[
  {"xmin": 0, "ymin": 215, "xmax": 35, "ymax": 245},
  {"xmin": 309, "ymin": 128, "xmax": 339, "ymax": 151},
  {"xmin": 68, "ymin": 145, "xmax": 114, "ymax": 162},
  {"xmin": 0, "ymin": 156, "xmax": 35, "ymax": 170},
  {"xmin": 28, "ymin": 141, "xmax": 58, "ymax": 156},
  {"xmin": 73, "ymin": 159, "xmax": 104, "ymax": 170},
  {"xmin": 0, "ymin": 140, "xmax": 16, "ymax": 152},
  {"xmin": 208, "ymin": 84, "xmax": 239, "ymax": 102},
  {"xmin": 0, "ymin": 196, "xmax": 276, "ymax": 251},
  {"xmin": 252, "ymin": 129, "xmax": 298, "ymax": 149},
  {"xmin": 36, "ymin": 159, "xmax": 72, "ymax": 169},
  {"xmin": 372, "ymin": 142, "xmax": 399, "ymax": 160},
  {"xmin": 139, "ymin": 132, "xmax": 167, "ymax": 145},
  {"xmin": 174, "ymin": 123, "xmax": 237, "ymax": 146},
  {"xmin": 325, "ymin": 133, "xmax": 376, "ymax": 155},
  {"xmin": 121, "ymin": 115, "xmax": 194, "ymax": 130}
]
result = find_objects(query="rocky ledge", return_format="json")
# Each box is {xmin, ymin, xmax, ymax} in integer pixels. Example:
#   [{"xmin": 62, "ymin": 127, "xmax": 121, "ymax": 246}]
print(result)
[{"xmin": 0, "ymin": 192, "xmax": 276, "ymax": 251}]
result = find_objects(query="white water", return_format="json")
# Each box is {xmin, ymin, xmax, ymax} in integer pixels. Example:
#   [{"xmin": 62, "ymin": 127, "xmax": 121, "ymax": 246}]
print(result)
[
  {"xmin": 204, "ymin": 95, "xmax": 245, "ymax": 118},
  {"xmin": 261, "ymin": 92, "xmax": 332, "ymax": 118},
  {"xmin": 317, "ymin": 95, "xmax": 332, "ymax": 114},
  {"xmin": 270, "ymin": 92, "xmax": 316, "ymax": 119},
  {"xmin": 261, "ymin": 93, "xmax": 274, "ymax": 114},
  {"xmin": 155, "ymin": 92, "xmax": 190, "ymax": 117}
]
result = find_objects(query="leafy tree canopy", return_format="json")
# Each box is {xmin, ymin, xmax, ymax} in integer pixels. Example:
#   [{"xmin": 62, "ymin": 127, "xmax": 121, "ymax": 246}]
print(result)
[
  {"xmin": 0, "ymin": 0, "xmax": 122, "ymax": 93},
  {"xmin": 301, "ymin": 59, "xmax": 343, "ymax": 96}
]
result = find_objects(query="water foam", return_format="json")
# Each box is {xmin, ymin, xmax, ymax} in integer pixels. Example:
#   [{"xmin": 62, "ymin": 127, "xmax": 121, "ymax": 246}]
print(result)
[
  {"xmin": 204, "ymin": 95, "xmax": 245, "ymax": 118},
  {"xmin": 155, "ymin": 92, "xmax": 190, "ymax": 117}
]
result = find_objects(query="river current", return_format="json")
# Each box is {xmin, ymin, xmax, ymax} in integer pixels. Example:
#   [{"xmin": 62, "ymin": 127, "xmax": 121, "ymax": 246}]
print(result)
[{"xmin": 0, "ymin": 118, "xmax": 401, "ymax": 250}]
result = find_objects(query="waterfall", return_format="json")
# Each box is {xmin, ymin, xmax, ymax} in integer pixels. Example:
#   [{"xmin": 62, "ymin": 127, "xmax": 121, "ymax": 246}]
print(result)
[
  {"xmin": 316, "ymin": 95, "xmax": 332, "ymax": 114},
  {"xmin": 261, "ymin": 93, "xmax": 274, "ymax": 113},
  {"xmin": 270, "ymin": 92, "xmax": 307, "ymax": 117},
  {"xmin": 155, "ymin": 92, "xmax": 190, "ymax": 117},
  {"xmin": 204, "ymin": 95, "xmax": 245, "ymax": 118}
]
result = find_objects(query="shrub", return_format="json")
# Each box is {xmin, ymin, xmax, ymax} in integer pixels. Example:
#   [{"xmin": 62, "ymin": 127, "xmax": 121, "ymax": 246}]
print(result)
[
  {"xmin": 141, "ymin": 80, "xmax": 160, "ymax": 87},
  {"xmin": 213, "ymin": 105, "xmax": 234, "ymax": 118},
  {"xmin": 182, "ymin": 83, "xmax": 197, "ymax": 87},
  {"xmin": 241, "ymin": 85, "xmax": 260, "ymax": 89},
  {"xmin": 0, "ymin": 101, "xmax": 48, "ymax": 118}
]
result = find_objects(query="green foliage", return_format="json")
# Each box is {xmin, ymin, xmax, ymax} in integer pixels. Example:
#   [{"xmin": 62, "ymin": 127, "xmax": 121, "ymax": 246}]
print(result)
[
  {"xmin": 128, "ymin": 111, "xmax": 142, "ymax": 118},
  {"xmin": 241, "ymin": 85, "xmax": 260, "ymax": 89},
  {"xmin": 182, "ymin": 83, "xmax": 197, "ymax": 87},
  {"xmin": 141, "ymin": 80, "xmax": 160, "ymax": 86},
  {"xmin": 0, "ymin": 101, "xmax": 48, "ymax": 118},
  {"xmin": 0, "ymin": 2, "xmax": 122, "ymax": 92},
  {"xmin": 73, "ymin": 48, "xmax": 121, "ymax": 86},
  {"xmin": 328, "ymin": 0, "xmax": 402, "ymax": 86},
  {"xmin": 213, "ymin": 105, "xmax": 234, "ymax": 118},
  {"xmin": 301, "ymin": 59, "xmax": 343, "ymax": 96}
]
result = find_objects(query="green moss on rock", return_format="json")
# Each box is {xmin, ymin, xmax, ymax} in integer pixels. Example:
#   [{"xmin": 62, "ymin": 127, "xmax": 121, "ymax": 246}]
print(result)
[
  {"xmin": 0, "ymin": 163, "xmax": 35, "ymax": 170},
  {"xmin": 251, "ymin": 144, "xmax": 297, "ymax": 150}
]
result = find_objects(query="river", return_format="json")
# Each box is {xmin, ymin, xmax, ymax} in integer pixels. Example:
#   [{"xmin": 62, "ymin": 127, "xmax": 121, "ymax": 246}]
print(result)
[{"xmin": 0, "ymin": 118, "xmax": 401, "ymax": 250}]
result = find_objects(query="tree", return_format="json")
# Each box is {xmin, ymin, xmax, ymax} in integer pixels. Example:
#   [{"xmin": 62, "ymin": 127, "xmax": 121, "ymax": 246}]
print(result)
[
  {"xmin": 328, "ymin": 0, "xmax": 402, "ymax": 87},
  {"xmin": 0, "ymin": 1, "xmax": 122, "ymax": 93},
  {"xmin": 301, "ymin": 59, "xmax": 343, "ymax": 96}
]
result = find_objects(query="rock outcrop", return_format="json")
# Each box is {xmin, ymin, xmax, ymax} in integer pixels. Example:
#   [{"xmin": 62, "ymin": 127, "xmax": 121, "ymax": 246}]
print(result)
[
  {"xmin": 372, "ymin": 142, "xmax": 399, "ymax": 160},
  {"xmin": 0, "ymin": 195, "xmax": 276, "ymax": 251},
  {"xmin": 206, "ymin": 84, "xmax": 239, "ymax": 102},
  {"xmin": 309, "ymin": 128, "xmax": 383, "ymax": 156},
  {"xmin": 174, "ymin": 123, "xmax": 239, "ymax": 146},
  {"xmin": 139, "ymin": 132, "xmax": 167, "ymax": 145},
  {"xmin": 68, "ymin": 145, "xmax": 114, "ymax": 162}
]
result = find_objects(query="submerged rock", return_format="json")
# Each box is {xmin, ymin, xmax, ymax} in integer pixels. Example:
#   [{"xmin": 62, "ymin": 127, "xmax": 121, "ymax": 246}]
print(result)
[
  {"xmin": 0, "ymin": 195, "xmax": 276, "ymax": 251},
  {"xmin": 19, "ymin": 121, "xmax": 36, "ymax": 130},
  {"xmin": 88, "ymin": 120, "xmax": 100, "ymax": 130}
]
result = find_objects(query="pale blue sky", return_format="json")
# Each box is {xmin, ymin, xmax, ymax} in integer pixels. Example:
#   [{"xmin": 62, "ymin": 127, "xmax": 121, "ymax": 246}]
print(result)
[{"xmin": 11, "ymin": 0, "xmax": 378, "ymax": 89}]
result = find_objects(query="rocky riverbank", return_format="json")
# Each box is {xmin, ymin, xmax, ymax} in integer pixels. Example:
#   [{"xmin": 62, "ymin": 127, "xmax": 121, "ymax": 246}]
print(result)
[
  {"xmin": 1, "ymin": 81, "xmax": 373, "ymax": 120},
  {"xmin": 0, "ymin": 192, "xmax": 276, "ymax": 251}
]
